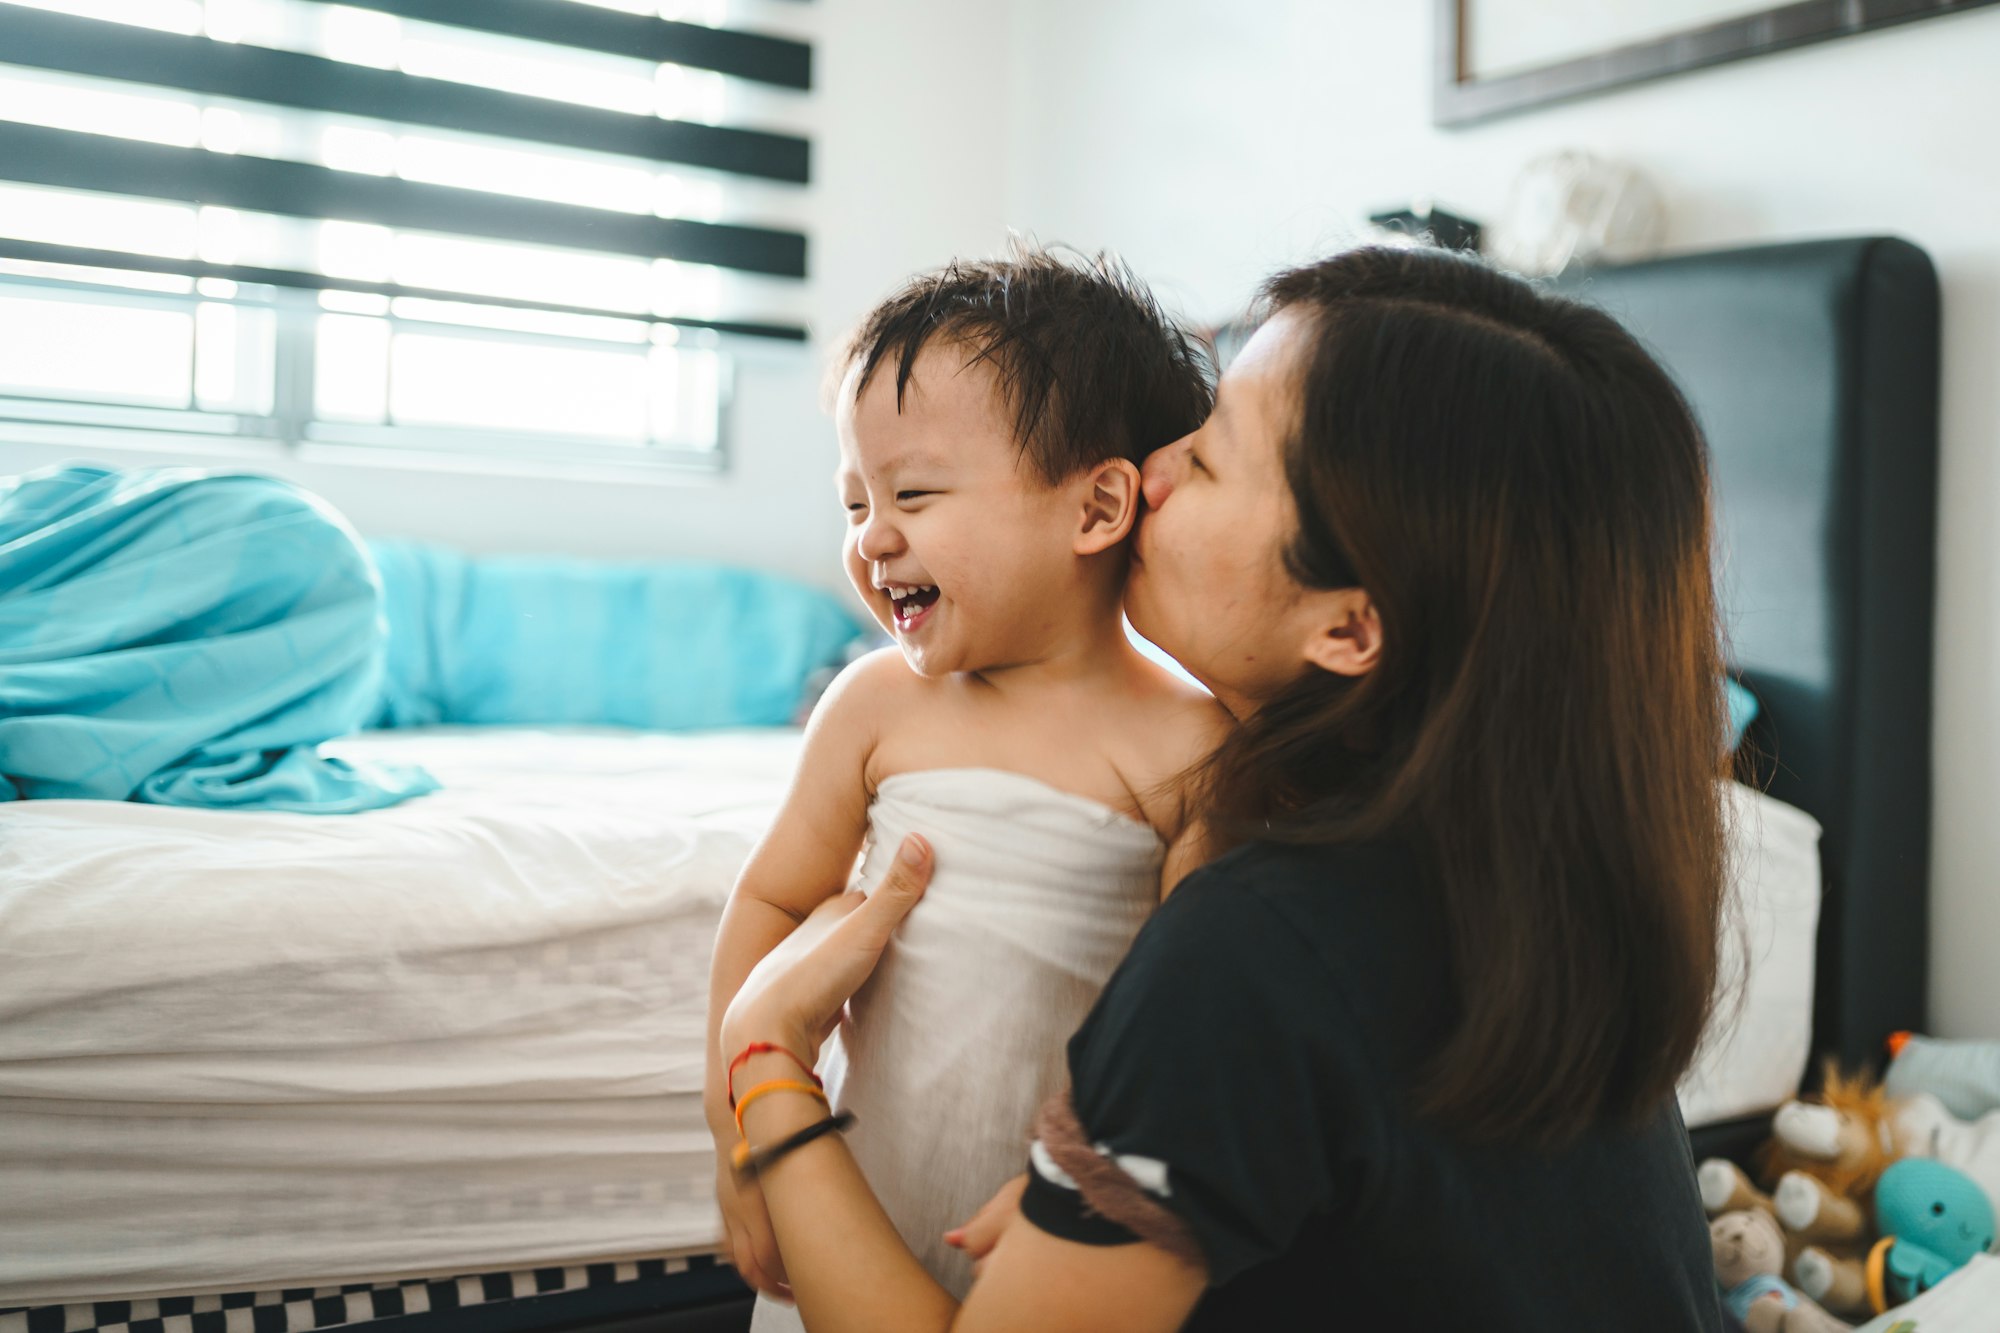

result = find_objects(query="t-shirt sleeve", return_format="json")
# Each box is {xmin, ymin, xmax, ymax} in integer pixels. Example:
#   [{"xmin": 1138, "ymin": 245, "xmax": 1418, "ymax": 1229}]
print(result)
[{"xmin": 1018, "ymin": 868, "xmax": 1353, "ymax": 1285}]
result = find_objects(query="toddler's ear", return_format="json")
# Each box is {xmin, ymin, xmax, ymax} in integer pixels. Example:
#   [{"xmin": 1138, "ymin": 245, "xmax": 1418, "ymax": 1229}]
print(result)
[{"xmin": 1074, "ymin": 458, "xmax": 1143, "ymax": 555}]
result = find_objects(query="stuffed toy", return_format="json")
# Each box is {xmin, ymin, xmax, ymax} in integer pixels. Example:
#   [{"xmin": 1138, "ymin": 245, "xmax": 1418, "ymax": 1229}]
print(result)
[
  {"xmin": 1860, "ymin": 1158, "xmax": 1997, "ymax": 1315},
  {"xmin": 1883, "ymin": 1033, "xmax": 2000, "ymax": 1222},
  {"xmin": 1701, "ymin": 1052, "xmax": 2000, "ymax": 1319},
  {"xmin": 1710, "ymin": 1208, "xmax": 1853, "ymax": 1333},
  {"xmin": 1700, "ymin": 1066, "xmax": 1893, "ymax": 1317}
]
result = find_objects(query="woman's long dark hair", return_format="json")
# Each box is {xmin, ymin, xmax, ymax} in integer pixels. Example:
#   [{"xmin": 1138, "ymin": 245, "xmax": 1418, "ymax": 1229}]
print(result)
[{"xmin": 1202, "ymin": 246, "xmax": 1728, "ymax": 1149}]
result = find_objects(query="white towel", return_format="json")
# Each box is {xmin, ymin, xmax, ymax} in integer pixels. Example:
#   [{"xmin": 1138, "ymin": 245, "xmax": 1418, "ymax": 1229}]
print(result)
[{"xmin": 751, "ymin": 768, "xmax": 1163, "ymax": 1329}]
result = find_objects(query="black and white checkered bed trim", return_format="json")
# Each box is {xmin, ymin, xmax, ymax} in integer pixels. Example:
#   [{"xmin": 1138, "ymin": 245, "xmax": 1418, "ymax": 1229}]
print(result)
[{"xmin": 0, "ymin": 1255, "xmax": 724, "ymax": 1333}]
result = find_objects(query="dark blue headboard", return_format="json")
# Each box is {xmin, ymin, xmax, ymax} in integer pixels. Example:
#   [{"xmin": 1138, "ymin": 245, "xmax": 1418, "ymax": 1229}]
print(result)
[{"xmin": 1558, "ymin": 239, "xmax": 1940, "ymax": 1117}]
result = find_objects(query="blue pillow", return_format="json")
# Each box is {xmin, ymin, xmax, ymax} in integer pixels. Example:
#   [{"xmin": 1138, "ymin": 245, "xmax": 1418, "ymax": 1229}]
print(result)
[
  {"xmin": 368, "ymin": 542, "xmax": 864, "ymax": 731},
  {"xmin": 1725, "ymin": 676, "xmax": 1760, "ymax": 751}
]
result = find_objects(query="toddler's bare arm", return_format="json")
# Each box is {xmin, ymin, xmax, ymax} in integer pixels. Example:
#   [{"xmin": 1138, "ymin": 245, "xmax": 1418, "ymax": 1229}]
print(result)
[
  {"xmin": 704, "ymin": 656, "xmax": 898, "ymax": 1132},
  {"xmin": 703, "ymin": 656, "xmax": 904, "ymax": 1295}
]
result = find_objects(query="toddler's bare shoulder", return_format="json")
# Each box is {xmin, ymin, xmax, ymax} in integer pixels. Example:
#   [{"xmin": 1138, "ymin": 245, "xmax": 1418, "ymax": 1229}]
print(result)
[
  {"xmin": 1103, "ymin": 669, "xmax": 1231, "ymax": 828},
  {"xmin": 810, "ymin": 648, "xmax": 952, "ymax": 765},
  {"xmin": 1131, "ymin": 668, "xmax": 1234, "ymax": 764},
  {"xmin": 824, "ymin": 644, "xmax": 924, "ymax": 696}
]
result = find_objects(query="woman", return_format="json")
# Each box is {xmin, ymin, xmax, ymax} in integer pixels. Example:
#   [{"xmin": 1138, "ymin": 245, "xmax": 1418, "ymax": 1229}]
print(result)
[{"xmin": 721, "ymin": 246, "xmax": 1728, "ymax": 1331}]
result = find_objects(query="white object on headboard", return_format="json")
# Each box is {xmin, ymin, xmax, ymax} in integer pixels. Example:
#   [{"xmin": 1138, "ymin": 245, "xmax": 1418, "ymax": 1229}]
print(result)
[
  {"xmin": 1489, "ymin": 150, "xmax": 1666, "ymax": 277},
  {"xmin": 1679, "ymin": 781, "xmax": 1824, "ymax": 1129}
]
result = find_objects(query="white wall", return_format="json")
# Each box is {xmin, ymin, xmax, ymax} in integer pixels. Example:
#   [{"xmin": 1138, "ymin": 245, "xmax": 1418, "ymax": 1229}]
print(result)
[
  {"xmin": 1000, "ymin": 0, "xmax": 2000, "ymax": 1037},
  {"xmin": 0, "ymin": 0, "xmax": 1020, "ymax": 597}
]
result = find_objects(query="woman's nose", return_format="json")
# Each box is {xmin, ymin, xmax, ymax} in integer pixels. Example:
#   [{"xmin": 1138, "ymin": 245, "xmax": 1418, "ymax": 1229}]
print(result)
[{"xmin": 1140, "ymin": 443, "xmax": 1180, "ymax": 510}]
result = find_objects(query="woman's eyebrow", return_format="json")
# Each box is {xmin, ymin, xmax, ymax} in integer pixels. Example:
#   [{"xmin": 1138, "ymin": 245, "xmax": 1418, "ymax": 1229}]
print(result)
[
  {"xmin": 1207, "ymin": 391, "xmax": 1233, "ymax": 432},
  {"xmin": 1203, "ymin": 399, "xmax": 1232, "ymax": 456}
]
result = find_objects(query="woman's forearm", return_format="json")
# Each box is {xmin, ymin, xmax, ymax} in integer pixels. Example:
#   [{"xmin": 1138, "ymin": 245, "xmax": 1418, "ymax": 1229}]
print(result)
[{"xmin": 735, "ymin": 1050, "xmax": 960, "ymax": 1333}]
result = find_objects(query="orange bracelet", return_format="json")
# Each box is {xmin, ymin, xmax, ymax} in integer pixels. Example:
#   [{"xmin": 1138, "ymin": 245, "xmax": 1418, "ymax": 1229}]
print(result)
[
  {"xmin": 726, "ymin": 1041, "xmax": 821, "ymax": 1110},
  {"xmin": 733, "ymin": 1078, "xmax": 829, "ymax": 1139}
]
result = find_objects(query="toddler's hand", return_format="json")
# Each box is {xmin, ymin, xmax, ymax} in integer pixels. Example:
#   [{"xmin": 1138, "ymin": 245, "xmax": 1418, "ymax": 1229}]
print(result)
[
  {"xmin": 716, "ymin": 1153, "xmax": 792, "ymax": 1303},
  {"xmin": 943, "ymin": 1173, "xmax": 1029, "ymax": 1280}
]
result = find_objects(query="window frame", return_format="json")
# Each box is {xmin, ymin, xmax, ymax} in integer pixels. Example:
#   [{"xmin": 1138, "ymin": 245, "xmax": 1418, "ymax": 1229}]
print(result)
[{"xmin": 0, "ymin": 263, "xmax": 740, "ymax": 476}]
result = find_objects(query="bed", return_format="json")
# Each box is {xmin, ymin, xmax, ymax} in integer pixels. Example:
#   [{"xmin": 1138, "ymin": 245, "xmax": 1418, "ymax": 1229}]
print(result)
[
  {"xmin": 0, "ymin": 235, "xmax": 1941, "ymax": 1332},
  {"xmin": 0, "ymin": 728, "xmax": 804, "ymax": 1328}
]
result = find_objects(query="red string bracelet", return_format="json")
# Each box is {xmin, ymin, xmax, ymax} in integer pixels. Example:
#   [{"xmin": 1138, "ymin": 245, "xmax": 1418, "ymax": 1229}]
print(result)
[{"xmin": 727, "ymin": 1041, "xmax": 821, "ymax": 1110}]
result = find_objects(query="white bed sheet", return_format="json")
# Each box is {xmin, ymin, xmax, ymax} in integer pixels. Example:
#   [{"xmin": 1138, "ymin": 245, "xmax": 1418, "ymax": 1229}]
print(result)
[{"xmin": 0, "ymin": 727, "xmax": 805, "ymax": 1306}]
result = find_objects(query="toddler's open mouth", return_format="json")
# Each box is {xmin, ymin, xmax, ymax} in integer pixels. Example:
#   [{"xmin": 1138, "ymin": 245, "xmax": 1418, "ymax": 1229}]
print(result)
[{"xmin": 886, "ymin": 583, "xmax": 940, "ymax": 633}]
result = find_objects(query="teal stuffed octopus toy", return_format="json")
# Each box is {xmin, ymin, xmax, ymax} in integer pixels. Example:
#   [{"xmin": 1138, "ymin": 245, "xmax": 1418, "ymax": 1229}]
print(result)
[{"xmin": 1867, "ymin": 1158, "xmax": 1997, "ymax": 1313}]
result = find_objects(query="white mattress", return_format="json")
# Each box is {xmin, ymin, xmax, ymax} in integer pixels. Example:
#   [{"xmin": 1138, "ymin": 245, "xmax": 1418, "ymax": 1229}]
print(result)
[
  {"xmin": 1677, "ymin": 781, "xmax": 1825, "ymax": 1130},
  {"xmin": 0, "ymin": 727, "xmax": 1820, "ymax": 1305},
  {"xmin": 0, "ymin": 727, "xmax": 806, "ymax": 1306}
]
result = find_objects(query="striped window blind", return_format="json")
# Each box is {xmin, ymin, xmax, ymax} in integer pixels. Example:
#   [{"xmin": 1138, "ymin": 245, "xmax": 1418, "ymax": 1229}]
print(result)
[{"xmin": 0, "ymin": 0, "xmax": 813, "ymax": 467}]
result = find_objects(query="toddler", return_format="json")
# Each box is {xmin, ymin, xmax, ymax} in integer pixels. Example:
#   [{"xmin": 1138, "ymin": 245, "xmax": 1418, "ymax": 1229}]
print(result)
[{"xmin": 703, "ymin": 247, "xmax": 1226, "ymax": 1326}]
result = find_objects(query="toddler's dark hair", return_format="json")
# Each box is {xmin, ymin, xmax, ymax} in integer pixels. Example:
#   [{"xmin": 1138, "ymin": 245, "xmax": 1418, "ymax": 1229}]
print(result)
[{"xmin": 835, "ymin": 242, "xmax": 1214, "ymax": 484}]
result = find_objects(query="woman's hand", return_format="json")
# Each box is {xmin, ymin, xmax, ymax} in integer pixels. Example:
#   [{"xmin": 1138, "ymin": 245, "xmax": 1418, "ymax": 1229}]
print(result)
[{"xmin": 720, "ymin": 834, "xmax": 934, "ymax": 1065}]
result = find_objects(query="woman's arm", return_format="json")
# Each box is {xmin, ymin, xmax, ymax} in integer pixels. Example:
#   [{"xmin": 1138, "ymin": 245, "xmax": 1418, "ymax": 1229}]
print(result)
[
  {"xmin": 723, "ymin": 853, "xmax": 1206, "ymax": 1333},
  {"xmin": 743, "ymin": 1070, "xmax": 1201, "ymax": 1333}
]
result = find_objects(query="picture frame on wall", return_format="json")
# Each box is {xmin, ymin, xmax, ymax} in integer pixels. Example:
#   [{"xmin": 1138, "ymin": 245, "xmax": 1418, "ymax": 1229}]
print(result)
[{"xmin": 1434, "ymin": 0, "xmax": 2000, "ymax": 126}]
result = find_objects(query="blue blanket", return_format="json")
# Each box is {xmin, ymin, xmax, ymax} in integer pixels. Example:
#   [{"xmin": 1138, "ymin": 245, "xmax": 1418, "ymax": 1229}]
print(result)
[
  {"xmin": 0, "ymin": 465, "xmax": 436, "ymax": 812},
  {"xmin": 369, "ymin": 542, "xmax": 863, "ymax": 730}
]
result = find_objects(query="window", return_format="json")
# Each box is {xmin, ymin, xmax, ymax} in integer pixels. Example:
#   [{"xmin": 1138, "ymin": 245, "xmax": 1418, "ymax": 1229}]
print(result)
[{"xmin": 0, "ymin": 0, "xmax": 813, "ymax": 469}]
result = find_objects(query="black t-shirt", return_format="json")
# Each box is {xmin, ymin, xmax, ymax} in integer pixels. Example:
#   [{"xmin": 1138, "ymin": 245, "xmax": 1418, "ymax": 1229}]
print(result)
[{"xmin": 1020, "ymin": 839, "xmax": 1724, "ymax": 1332}]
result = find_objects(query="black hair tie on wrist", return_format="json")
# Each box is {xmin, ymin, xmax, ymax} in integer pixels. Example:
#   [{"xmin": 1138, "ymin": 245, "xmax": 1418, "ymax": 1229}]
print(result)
[{"xmin": 733, "ymin": 1111, "xmax": 857, "ymax": 1181}]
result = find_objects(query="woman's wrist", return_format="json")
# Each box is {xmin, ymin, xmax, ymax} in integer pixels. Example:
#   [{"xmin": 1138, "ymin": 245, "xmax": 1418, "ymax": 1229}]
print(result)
[
  {"xmin": 719, "ymin": 1004, "xmax": 812, "ymax": 1072},
  {"xmin": 734, "ymin": 1049, "xmax": 832, "ymax": 1145},
  {"xmin": 721, "ymin": 1023, "xmax": 817, "ymax": 1093}
]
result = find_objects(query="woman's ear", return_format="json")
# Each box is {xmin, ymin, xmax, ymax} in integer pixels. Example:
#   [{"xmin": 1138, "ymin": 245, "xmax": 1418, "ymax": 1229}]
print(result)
[
  {"xmin": 1074, "ymin": 458, "xmax": 1144, "ymax": 555},
  {"xmin": 1302, "ymin": 590, "xmax": 1382, "ymax": 678}
]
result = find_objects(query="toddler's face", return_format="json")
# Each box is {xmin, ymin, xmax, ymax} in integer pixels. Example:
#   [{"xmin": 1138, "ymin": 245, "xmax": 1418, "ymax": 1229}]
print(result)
[{"xmin": 835, "ymin": 345, "xmax": 1082, "ymax": 677}]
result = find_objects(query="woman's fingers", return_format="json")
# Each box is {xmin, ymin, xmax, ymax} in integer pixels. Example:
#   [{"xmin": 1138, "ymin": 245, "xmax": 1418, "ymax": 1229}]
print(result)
[
  {"xmin": 720, "ymin": 835, "xmax": 936, "ymax": 1068},
  {"xmin": 832, "ymin": 835, "xmax": 932, "ymax": 956}
]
